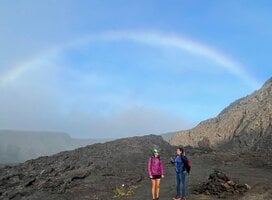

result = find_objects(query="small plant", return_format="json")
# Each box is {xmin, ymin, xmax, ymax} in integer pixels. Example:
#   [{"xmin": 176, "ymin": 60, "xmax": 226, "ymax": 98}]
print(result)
[{"xmin": 113, "ymin": 184, "xmax": 136, "ymax": 198}]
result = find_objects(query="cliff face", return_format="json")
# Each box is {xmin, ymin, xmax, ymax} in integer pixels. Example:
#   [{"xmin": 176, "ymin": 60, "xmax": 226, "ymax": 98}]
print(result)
[{"xmin": 170, "ymin": 77, "xmax": 272, "ymax": 152}]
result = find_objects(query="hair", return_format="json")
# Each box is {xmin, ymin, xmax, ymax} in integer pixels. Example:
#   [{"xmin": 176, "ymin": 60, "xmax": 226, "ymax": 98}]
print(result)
[{"xmin": 177, "ymin": 147, "xmax": 184, "ymax": 154}]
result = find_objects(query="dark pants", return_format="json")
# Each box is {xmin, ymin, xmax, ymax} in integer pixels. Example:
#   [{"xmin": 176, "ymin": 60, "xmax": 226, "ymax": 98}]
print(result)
[{"xmin": 176, "ymin": 172, "xmax": 186, "ymax": 197}]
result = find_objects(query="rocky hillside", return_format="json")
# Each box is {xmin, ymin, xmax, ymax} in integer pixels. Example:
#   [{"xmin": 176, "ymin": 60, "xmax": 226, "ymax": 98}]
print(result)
[
  {"xmin": 0, "ymin": 135, "xmax": 173, "ymax": 200},
  {"xmin": 170, "ymin": 77, "xmax": 272, "ymax": 153},
  {"xmin": 0, "ymin": 130, "xmax": 110, "ymax": 164}
]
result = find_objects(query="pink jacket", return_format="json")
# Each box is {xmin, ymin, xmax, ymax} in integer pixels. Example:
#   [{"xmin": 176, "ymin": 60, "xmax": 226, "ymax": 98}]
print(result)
[{"xmin": 148, "ymin": 156, "xmax": 164, "ymax": 176}]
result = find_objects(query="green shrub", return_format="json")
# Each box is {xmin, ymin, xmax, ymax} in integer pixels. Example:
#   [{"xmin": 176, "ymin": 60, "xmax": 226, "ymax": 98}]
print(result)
[{"xmin": 113, "ymin": 184, "xmax": 136, "ymax": 198}]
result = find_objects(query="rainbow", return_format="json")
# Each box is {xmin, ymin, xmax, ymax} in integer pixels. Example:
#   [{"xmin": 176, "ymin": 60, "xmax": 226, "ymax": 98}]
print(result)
[{"xmin": 0, "ymin": 30, "xmax": 261, "ymax": 89}]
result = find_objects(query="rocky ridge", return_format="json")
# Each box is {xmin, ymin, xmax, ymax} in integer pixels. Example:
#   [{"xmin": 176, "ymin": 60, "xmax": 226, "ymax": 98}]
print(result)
[
  {"xmin": 0, "ymin": 130, "xmax": 110, "ymax": 164},
  {"xmin": 170, "ymin": 77, "xmax": 272, "ymax": 153}
]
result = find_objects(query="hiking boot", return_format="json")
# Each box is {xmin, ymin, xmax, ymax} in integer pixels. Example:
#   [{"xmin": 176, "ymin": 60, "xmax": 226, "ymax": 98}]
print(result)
[{"xmin": 172, "ymin": 195, "xmax": 181, "ymax": 200}]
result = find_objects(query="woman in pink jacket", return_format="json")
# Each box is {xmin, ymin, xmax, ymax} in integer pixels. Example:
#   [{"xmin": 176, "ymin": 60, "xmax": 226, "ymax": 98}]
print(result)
[{"xmin": 148, "ymin": 148, "xmax": 164, "ymax": 200}]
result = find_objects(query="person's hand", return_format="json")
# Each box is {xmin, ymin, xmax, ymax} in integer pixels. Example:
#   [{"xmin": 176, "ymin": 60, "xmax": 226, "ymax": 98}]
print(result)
[
  {"xmin": 161, "ymin": 175, "xmax": 164, "ymax": 178},
  {"xmin": 149, "ymin": 176, "xmax": 153, "ymax": 179}
]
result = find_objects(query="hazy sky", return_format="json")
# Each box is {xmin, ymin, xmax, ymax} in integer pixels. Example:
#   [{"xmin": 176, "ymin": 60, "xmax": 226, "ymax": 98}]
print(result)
[{"xmin": 0, "ymin": 0, "xmax": 271, "ymax": 138}]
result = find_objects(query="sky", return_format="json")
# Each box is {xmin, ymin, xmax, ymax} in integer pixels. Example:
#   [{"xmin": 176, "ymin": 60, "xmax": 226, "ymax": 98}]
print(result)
[{"xmin": 0, "ymin": 0, "xmax": 271, "ymax": 138}]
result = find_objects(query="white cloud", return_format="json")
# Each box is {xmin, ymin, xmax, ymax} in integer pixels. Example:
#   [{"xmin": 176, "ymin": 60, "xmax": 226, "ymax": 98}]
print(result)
[
  {"xmin": 57, "ymin": 106, "xmax": 191, "ymax": 138},
  {"xmin": 0, "ymin": 60, "xmax": 191, "ymax": 138}
]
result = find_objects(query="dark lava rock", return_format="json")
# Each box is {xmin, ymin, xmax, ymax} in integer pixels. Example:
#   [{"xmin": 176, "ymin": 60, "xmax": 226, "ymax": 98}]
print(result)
[
  {"xmin": 0, "ymin": 135, "xmax": 173, "ymax": 199},
  {"xmin": 194, "ymin": 170, "xmax": 250, "ymax": 198}
]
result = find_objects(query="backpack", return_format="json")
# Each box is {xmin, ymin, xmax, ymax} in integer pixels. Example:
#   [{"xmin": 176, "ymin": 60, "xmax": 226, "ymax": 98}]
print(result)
[{"xmin": 182, "ymin": 156, "xmax": 191, "ymax": 174}]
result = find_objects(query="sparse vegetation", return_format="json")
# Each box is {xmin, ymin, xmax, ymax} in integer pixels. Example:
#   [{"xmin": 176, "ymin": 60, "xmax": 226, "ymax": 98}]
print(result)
[{"xmin": 113, "ymin": 184, "xmax": 136, "ymax": 198}]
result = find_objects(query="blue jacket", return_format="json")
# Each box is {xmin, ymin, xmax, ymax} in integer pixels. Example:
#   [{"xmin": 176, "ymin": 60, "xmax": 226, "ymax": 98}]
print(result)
[{"xmin": 171, "ymin": 155, "xmax": 186, "ymax": 173}]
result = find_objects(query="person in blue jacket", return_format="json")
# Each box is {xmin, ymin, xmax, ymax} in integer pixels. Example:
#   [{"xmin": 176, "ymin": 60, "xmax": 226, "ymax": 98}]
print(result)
[{"xmin": 171, "ymin": 147, "xmax": 187, "ymax": 200}]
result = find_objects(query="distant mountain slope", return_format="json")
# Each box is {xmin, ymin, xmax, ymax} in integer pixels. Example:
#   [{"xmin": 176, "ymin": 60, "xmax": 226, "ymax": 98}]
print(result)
[
  {"xmin": 161, "ymin": 131, "xmax": 176, "ymax": 142},
  {"xmin": 170, "ymin": 77, "xmax": 272, "ymax": 153},
  {"xmin": 0, "ymin": 135, "xmax": 173, "ymax": 199},
  {"xmin": 0, "ymin": 130, "xmax": 110, "ymax": 164}
]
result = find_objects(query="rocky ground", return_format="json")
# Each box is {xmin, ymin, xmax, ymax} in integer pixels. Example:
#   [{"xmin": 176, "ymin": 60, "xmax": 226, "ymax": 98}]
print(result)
[
  {"xmin": 0, "ymin": 135, "xmax": 173, "ymax": 199},
  {"xmin": 129, "ymin": 149, "xmax": 272, "ymax": 200},
  {"xmin": 1, "ymin": 135, "xmax": 272, "ymax": 200}
]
